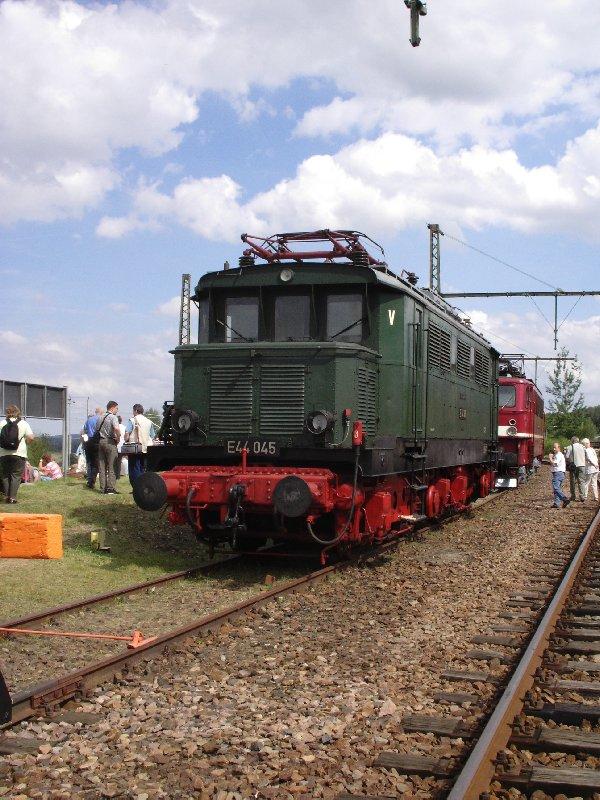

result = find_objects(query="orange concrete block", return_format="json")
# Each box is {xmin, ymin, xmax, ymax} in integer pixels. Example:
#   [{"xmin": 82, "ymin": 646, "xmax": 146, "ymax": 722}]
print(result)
[{"xmin": 0, "ymin": 514, "xmax": 63, "ymax": 559}]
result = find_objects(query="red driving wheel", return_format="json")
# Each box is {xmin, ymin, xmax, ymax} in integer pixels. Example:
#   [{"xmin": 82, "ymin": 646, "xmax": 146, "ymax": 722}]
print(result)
[
  {"xmin": 479, "ymin": 472, "xmax": 490, "ymax": 498},
  {"xmin": 425, "ymin": 485, "xmax": 441, "ymax": 518}
]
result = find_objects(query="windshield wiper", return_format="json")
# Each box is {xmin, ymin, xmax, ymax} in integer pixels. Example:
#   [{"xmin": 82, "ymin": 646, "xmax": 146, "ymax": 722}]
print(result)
[
  {"xmin": 216, "ymin": 318, "xmax": 252, "ymax": 343},
  {"xmin": 329, "ymin": 316, "xmax": 366, "ymax": 341}
]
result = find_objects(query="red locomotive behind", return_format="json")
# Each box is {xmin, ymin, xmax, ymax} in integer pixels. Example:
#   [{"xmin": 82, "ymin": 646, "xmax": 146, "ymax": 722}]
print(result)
[{"xmin": 496, "ymin": 361, "xmax": 545, "ymax": 489}]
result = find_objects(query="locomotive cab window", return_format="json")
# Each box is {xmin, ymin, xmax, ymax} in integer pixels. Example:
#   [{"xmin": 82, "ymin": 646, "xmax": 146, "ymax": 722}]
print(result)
[
  {"xmin": 221, "ymin": 295, "xmax": 259, "ymax": 342},
  {"xmin": 499, "ymin": 385, "xmax": 516, "ymax": 408},
  {"xmin": 326, "ymin": 293, "xmax": 364, "ymax": 343},
  {"xmin": 274, "ymin": 294, "xmax": 311, "ymax": 341},
  {"xmin": 198, "ymin": 297, "xmax": 209, "ymax": 344}
]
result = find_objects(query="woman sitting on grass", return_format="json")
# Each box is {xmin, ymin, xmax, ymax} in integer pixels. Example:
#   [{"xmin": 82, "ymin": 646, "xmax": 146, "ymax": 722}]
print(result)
[{"xmin": 38, "ymin": 453, "xmax": 63, "ymax": 481}]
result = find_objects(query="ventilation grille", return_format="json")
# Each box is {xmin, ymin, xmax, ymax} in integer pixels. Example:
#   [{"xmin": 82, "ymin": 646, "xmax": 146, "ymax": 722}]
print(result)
[
  {"xmin": 259, "ymin": 365, "xmax": 305, "ymax": 435},
  {"xmin": 456, "ymin": 341, "xmax": 472, "ymax": 380},
  {"xmin": 428, "ymin": 323, "xmax": 452, "ymax": 371},
  {"xmin": 209, "ymin": 366, "xmax": 252, "ymax": 434},
  {"xmin": 474, "ymin": 351, "xmax": 490, "ymax": 384},
  {"xmin": 357, "ymin": 365, "xmax": 377, "ymax": 438}
]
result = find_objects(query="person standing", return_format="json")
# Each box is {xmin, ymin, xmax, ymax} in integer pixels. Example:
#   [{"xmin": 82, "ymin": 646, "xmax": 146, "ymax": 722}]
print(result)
[
  {"xmin": 565, "ymin": 436, "xmax": 586, "ymax": 501},
  {"xmin": 0, "ymin": 405, "xmax": 34, "ymax": 504},
  {"xmin": 549, "ymin": 442, "xmax": 570, "ymax": 509},
  {"xmin": 115, "ymin": 415, "xmax": 126, "ymax": 480},
  {"xmin": 582, "ymin": 438, "xmax": 599, "ymax": 502},
  {"xmin": 81, "ymin": 407, "xmax": 103, "ymax": 489},
  {"xmin": 125, "ymin": 404, "xmax": 156, "ymax": 485},
  {"xmin": 97, "ymin": 401, "xmax": 121, "ymax": 495}
]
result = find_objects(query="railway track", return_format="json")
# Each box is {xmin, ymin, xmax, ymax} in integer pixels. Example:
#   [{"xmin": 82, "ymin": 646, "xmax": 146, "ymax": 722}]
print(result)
[
  {"xmin": 336, "ymin": 505, "xmax": 600, "ymax": 799},
  {"xmin": 1, "ymin": 493, "xmax": 502, "ymax": 733}
]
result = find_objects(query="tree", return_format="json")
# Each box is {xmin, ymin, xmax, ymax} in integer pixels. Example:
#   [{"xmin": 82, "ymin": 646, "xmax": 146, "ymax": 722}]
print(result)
[
  {"xmin": 546, "ymin": 347, "xmax": 584, "ymax": 413},
  {"xmin": 545, "ymin": 347, "xmax": 596, "ymax": 445},
  {"xmin": 145, "ymin": 407, "xmax": 162, "ymax": 427}
]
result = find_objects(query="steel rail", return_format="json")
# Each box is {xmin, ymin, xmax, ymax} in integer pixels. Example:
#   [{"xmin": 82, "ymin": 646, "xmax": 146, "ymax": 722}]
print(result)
[
  {"xmin": 2, "ymin": 489, "xmax": 507, "ymax": 729},
  {"xmin": 5, "ymin": 561, "xmax": 342, "ymax": 726},
  {"xmin": 0, "ymin": 552, "xmax": 245, "ymax": 630},
  {"xmin": 1, "ymin": 493, "xmax": 503, "ymax": 631},
  {"xmin": 447, "ymin": 505, "xmax": 600, "ymax": 800}
]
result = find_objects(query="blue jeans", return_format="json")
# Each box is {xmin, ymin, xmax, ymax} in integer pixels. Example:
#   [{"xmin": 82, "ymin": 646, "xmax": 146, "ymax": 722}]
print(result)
[
  {"xmin": 552, "ymin": 471, "xmax": 569, "ymax": 506},
  {"xmin": 128, "ymin": 454, "xmax": 147, "ymax": 485}
]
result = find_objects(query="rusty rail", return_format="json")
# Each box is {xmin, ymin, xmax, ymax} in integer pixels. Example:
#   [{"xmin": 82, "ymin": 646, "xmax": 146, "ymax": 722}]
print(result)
[
  {"xmin": 0, "ymin": 552, "xmax": 246, "ymax": 631},
  {"xmin": 6, "ymin": 561, "xmax": 342, "ymax": 726},
  {"xmin": 448, "ymin": 505, "xmax": 600, "ymax": 799},
  {"xmin": 2, "ymin": 491, "xmax": 506, "ymax": 730}
]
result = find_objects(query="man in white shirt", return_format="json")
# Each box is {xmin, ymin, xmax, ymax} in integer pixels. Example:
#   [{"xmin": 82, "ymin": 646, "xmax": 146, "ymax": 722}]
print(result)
[
  {"xmin": 0, "ymin": 404, "xmax": 35, "ymax": 504},
  {"xmin": 125, "ymin": 404, "xmax": 156, "ymax": 486},
  {"xmin": 549, "ymin": 442, "xmax": 570, "ymax": 509},
  {"xmin": 581, "ymin": 438, "xmax": 599, "ymax": 502},
  {"xmin": 565, "ymin": 436, "xmax": 586, "ymax": 501}
]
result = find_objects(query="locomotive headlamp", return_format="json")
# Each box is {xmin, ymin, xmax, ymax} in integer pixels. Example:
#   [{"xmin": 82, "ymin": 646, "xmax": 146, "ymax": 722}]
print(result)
[
  {"xmin": 506, "ymin": 425, "xmax": 518, "ymax": 437},
  {"xmin": 279, "ymin": 268, "xmax": 294, "ymax": 283},
  {"xmin": 172, "ymin": 409, "xmax": 199, "ymax": 434},
  {"xmin": 306, "ymin": 410, "xmax": 334, "ymax": 435}
]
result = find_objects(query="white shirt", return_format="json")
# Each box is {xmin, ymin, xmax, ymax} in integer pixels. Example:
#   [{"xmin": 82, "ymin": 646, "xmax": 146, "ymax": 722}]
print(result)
[
  {"xmin": 585, "ymin": 446, "xmax": 599, "ymax": 475},
  {"xmin": 117, "ymin": 423, "xmax": 126, "ymax": 453},
  {"xmin": 0, "ymin": 418, "xmax": 34, "ymax": 459},
  {"xmin": 551, "ymin": 451, "xmax": 566, "ymax": 473},
  {"xmin": 565, "ymin": 442, "xmax": 586, "ymax": 468}
]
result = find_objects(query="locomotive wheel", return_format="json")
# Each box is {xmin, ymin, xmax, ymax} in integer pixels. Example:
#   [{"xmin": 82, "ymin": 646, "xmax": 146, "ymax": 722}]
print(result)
[
  {"xmin": 425, "ymin": 485, "xmax": 441, "ymax": 518},
  {"xmin": 479, "ymin": 472, "xmax": 490, "ymax": 498}
]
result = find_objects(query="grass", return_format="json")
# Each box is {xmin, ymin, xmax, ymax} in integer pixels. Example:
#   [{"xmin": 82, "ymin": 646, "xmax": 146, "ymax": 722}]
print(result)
[{"xmin": 0, "ymin": 476, "xmax": 208, "ymax": 619}]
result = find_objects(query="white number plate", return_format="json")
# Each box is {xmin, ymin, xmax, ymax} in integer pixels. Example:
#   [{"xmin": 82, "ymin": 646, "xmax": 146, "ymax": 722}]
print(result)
[{"xmin": 226, "ymin": 439, "xmax": 279, "ymax": 456}]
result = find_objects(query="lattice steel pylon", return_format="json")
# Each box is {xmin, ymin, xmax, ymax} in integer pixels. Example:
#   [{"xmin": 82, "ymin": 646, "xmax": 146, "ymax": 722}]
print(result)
[
  {"xmin": 428, "ymin": 223, "xmax": 442, "ymax": 293},
  {"xmin": 179, "ymin": 273, "xmax": 191, "ymax": 345}
]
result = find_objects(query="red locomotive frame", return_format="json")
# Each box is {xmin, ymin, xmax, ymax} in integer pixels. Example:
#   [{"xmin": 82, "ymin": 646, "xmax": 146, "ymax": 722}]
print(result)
[{"xmin": 497, "ymin": 375, "xmax": 545, "ymax": 488}]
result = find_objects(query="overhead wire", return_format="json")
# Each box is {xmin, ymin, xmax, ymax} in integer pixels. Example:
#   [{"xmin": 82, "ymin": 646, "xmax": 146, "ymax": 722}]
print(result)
[
  {"xmin": 443, "ymin": 232, "xmax": 560, "ymax": 291},
  {"xmin": 528, "ymin": 296, "xmax": 555, "ymax": 331},
  {"xmin": 557, "ymin": 294, "xmax": 584, "ymax": 331}
]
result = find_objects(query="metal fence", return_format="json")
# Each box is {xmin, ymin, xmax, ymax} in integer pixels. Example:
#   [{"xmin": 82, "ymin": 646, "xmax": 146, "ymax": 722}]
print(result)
[{"xmin": 0, "ymin": 381, "xmax": 69, "ymax": 471}]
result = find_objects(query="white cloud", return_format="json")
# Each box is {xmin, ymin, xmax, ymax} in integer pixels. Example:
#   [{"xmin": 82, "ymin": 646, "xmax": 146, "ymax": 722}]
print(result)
[
  {"xmin": 0, "ymin": 330, "xmax": 27, "ymax": 345},
  {"xmin": 2, "ymin": 0, "xmax": 600, "ymax": 224},
  {"xmin": 1, "ymin": 329, "xmax": 175, "ymax": 416},
  {"xmin": 97, "ymin": 125, "xmax": 600, "ymax": 242},
  {"xmin": 156, "ymin": 296, "xmax": 181, "ymax": 316},
  {"xmin": 464, "ymin": 308, "xmax": 600, "ymax": 405}
]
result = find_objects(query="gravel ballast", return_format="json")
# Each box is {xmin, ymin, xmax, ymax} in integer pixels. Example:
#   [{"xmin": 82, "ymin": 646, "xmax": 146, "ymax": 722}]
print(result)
[{"xmin": 2, "ymin": 470, "xmax": 597, "ymax": 800}]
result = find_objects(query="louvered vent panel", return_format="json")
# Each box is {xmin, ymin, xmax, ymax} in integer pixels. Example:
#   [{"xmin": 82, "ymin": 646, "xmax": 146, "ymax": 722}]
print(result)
[
  {"xmin": 475, "ymin": 350, "xmax": 490, "ymax": 384},
  {"xmin": 259, "ymin": 365, "xmax": 305, "ymax": 435},
  {"xmin": 357, "ymin": 366, "xmax": 377, "ymax": 438},
  {"xmin": 428, "ymin": 323, "xmax": 441, "ymax": 369},
  {"xmin": 209, "ymin": 366, "xmax": 252, "ymax": 434},
  {"xmin": 440, "ymin": 329, "xmax": 452, "ymax": 371},
  {"xmin": 428, "ymin": 323, "xmax": 452, "ymax": 371},
  {"xmin": 456, "ymin": 341, "xmax": 472, "ymax": 380}
]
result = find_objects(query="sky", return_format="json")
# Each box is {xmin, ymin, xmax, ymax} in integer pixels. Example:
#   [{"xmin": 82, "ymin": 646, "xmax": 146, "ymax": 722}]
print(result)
[{"xmin": 2, "ymin": 0, "xmax": 600, "ymax": 432}]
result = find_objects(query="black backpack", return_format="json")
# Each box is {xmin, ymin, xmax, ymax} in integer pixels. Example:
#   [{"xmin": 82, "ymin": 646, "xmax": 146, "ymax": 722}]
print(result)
[
  {"xmin": 0, "ymin": 417, "xmax": 21, "ymax": 451},
  {"xmin": 90, "ymin": 414, "xmax": 109, "ymax": 446}
]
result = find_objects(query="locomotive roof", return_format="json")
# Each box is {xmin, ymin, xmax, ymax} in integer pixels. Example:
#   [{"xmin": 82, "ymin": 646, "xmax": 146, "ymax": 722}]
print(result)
[
  {"xmin": 195, "ymin": 260, "xmax": 497, "ymax": 355},
  {"xmin": 499, "ymin": 375, "xmax": 544, "ymax": 393}
]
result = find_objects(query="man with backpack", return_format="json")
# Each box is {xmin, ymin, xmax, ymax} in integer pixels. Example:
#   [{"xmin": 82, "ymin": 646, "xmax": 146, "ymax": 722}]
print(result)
[{"xmin": 0, "ymin": 404, "xmax": 35, "ymax": 504}]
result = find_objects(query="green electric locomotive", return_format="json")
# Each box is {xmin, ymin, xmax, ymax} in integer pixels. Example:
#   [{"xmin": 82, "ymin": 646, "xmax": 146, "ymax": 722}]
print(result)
[{"xmin": 135, "ymin": 231, "xmax": 499, "ymax": 557}]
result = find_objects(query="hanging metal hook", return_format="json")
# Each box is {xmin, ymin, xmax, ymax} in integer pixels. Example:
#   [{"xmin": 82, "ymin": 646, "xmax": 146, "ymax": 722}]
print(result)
[{"xmin": 404, "ymin": 0, "xmax": 427, "ymax": 47}]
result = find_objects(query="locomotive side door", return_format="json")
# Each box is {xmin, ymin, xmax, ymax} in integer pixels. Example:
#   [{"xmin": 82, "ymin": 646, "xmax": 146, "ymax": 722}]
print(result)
[{"xmin": 411, "ymin": 303, "xmax": 425, "ymax": 439}]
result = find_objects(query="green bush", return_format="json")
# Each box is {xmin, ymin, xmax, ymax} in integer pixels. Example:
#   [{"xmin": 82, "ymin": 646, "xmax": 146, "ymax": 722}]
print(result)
[{"xmin": 26, "ymin": 434, "xmax": 56, "ymax": 468}]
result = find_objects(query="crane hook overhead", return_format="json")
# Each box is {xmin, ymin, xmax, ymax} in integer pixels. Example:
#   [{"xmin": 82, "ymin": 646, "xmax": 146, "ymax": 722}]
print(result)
[{"xmin": 404, "ymin": 0, "xmax": 427, "ymax": 47}]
